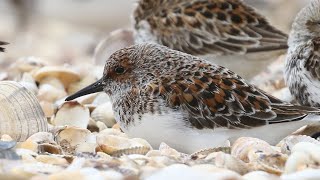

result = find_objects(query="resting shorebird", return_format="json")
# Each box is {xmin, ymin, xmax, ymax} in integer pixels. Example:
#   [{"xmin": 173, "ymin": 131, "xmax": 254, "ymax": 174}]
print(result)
[
  {"xmin": 285, "ymin": 0, "xmax": 320, "ymax": 107},
  {"xmin": 67, "ymin": 43, "xmax": 319, "ymax": 153},
  {"xmin": 95, "ymin": 0, "xmax": 288, "ymax": 79}
]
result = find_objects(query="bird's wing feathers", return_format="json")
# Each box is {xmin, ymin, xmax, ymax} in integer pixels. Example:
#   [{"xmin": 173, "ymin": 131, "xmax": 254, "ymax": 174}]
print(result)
[
  {"xmin": 0, "ymin": 41, "xmax": 8, "ymax": 52},
  {"xmin": 144, "ymin": 62, "xmax": 311, "ymax": 130},
  {"xmin": 134, "ymin": 0, "xmax": 288, "ymax": 56}
]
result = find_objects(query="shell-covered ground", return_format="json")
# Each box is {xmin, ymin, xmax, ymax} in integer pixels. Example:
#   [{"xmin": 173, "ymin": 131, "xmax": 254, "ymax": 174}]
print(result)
[{"xmin": 0, "ymin": 1, "xmax": 320, "ymax": 180}]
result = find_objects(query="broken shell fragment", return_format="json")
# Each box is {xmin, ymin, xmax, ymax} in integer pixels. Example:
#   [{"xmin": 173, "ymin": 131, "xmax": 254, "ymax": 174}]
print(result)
[
  {"xmin": 0, "ymin": 81, "xmax": 48, "ymax": 141},
  {"xmin": 52, "ymin": 101, "xmax": 90, "ymax": 128},
  {"xmin": 55, "ymin": 127, "xmax": 97, "ymax": 155}
]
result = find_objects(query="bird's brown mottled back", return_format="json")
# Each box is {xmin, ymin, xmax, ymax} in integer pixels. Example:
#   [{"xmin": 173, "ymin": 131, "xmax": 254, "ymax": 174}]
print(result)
[
  {"xmin": 98, "ymin": 43, "xmax": 317, "ymax": 130},
  {"xmin": 133, "ymin": 0, "xmax": 288, "ymax": 56}
]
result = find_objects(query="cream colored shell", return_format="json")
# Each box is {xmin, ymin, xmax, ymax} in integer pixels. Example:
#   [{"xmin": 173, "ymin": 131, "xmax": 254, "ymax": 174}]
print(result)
[{"xmin": 0, "ymin": 81, "xmax": 48, "ymax": 141}]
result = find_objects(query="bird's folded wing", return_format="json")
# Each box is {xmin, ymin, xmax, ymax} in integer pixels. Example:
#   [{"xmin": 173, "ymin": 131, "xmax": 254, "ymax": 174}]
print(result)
[{"xmin": 134, "ymin": 0, "xmax": 288, "ymax": 56}]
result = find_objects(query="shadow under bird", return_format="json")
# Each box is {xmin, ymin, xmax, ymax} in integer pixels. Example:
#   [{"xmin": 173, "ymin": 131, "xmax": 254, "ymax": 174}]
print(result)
[
  {"xmin": 285, "ymin": 0, "xmax": 320, "ymax": 107},
  {"xmin": 67, "ymin": 43, "xmax": 319, "ymax": 153},
  {"xmin": 0, "ymin": 41, "xmax": 9, "ymax": 52},
  {"xmin": 95, "ymin": 0, "xmax": 288, "ymax": 79}
]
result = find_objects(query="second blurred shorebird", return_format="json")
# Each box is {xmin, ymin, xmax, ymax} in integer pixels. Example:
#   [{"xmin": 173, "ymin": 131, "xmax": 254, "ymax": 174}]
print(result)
[{"xmin": 95, "ymin": 0, "xmax": 288, "ymax": 79}]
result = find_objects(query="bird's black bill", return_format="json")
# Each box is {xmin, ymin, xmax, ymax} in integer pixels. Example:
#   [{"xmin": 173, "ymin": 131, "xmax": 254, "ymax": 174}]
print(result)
[{"xmin": 65, "ymin": 79, "xmax": 104, "ymax": 101}]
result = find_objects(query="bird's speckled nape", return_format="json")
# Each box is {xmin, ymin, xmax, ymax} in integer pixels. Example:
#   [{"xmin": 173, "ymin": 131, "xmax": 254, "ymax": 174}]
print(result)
[
  {"xmin": 133, "ymin": 0, "xmax": 288, "ymax": 56},
  {"xmin": 285, "ymin": 0, "xmax": 320, "ymax": 107}
]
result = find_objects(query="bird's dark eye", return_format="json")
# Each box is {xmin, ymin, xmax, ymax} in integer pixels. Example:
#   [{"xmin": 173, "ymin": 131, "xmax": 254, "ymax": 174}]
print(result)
[{"xmin": 114, "ymin": 66, "xmax": 125, "ymax": 74}]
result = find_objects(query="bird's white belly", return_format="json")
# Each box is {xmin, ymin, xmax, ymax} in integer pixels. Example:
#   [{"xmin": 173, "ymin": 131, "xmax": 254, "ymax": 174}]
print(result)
[{"xmin": 120, "ymin": 109, "xmax": 318, "ymax": 154}]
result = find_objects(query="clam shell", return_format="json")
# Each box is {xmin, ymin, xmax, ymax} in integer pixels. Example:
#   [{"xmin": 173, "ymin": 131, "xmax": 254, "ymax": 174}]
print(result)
[
  {"xmin": 277, "ymin": 135, "xmax": 320, "ymax": 154},
  {"xmin": 231, "ymin": 137, "xmax": 276, "ymax": 163},
  {"xmin": 55, "ymin": 127, "xmax": 97, "ymax": 155},
  {"xmin": 0, "ymin": 81, "xmax": 48, "ymax": 141},
  {"xmin": 91, "ymin": 102, "xmax": 116, "ymax": 128},
  {"xmin": 205, "ymin": 152, "xmax": 250, "ymax": 175},
  {"xmin": 284, "ymin": 142, "xmax": 320, "ymax": 173},
  {"xmin": 52, "ymin": 101, "xmax": 90, "ymax": 129}
]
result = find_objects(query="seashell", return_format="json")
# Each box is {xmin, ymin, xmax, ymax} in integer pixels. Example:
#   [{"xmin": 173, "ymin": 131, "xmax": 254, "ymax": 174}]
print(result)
[
  {"xmin": 67, "ymin": 74, "xmax": 97, "ymax": 95},
  {"xmin": 0, "ymin": 72, "xmax": 8, "ymax": 81},
  {"xmin": 37, "ymin": 84, "xmax": 67, "ymax": 103},
  {"xmin": 101, "ymin": 170, "xmax": 124, "ymax": 179},
  {"xmin": 52, "ymin": 101, "xmax": 90, "ymax": 129},
  {"xmin": 19, "ymin": 73, "xmax": 38, "ymax": 95},
  {"xmin": 292, "ymin": 122, "xmax": 320, "ymax": 138},
  {"xmin": 99, "ymin": 128, "xmax": 127, "ymax": 138},
  {"xmin": 36, "ymin": 154, "xmax": 69, "ymax": 165},
  {"xmin": 0, "ymin": 81, "xmax": 48, "ymax": 142},
  {"xmin": 19, "ymin": 132, "xmax": 57, "ymax": 153},
  {"xmin": 55, "ymin": 127, "xmax": 97, "ymax": 155},
  {"xmin": 97, "ymin": 135, "xmax": 151, "ymax": 156},
  {"xmin": 148, "ymin": 164, "xmax": 242, "ymax": 180},
  {"xmin": 1, "ymin": 134, "xmax": 13, "ymax": 142},
  {"xmin": 277, "ymin": 135, "xmax": 320, "ymax": 154},
  {"xmin": 281, "ymin": 169, "xmax": 320, "ymax": 180},
  {"xmin": 84, "ymin": 104, "xmax": 96, "ymax": 113},
  {"xmin": 247, "ymin": 150, "xmax": 287, "ymax": 175},
  {"xmin": 91, "ymin": 102, "xmax": 116, "ymax": 128},
  {"xmin": 158, "ymin": 142, "xmax": 182, "ymax": 158},
  {"xmin": 111, "ymin": 146, "xmax": 150, "ymax": 157},
  {"xmin": 92, "ymin": 92, "xmax": 111, "ymax": 106},
  {"xmin": 231, "ymin": 137, "xmax": 276, "ymax": 163},
  {"xmin": 38, "ymin": 143, "xmax": 63, "ymax": 155},
  {"xmin": 11, "ymin": 162, "xmax": 64, "ymax": 177},
  {"xmin": 33, "ymin": 66, "xmax": 80, "ymax": 89},
  {"xmin": 39, "ymin": 101, "xmax": 55, "ymax": 117},
  {"xmin": 8, "ymin": 56, "xmax": 45, "ymax": 78},
  {"xmin": 284, "ymin": 142, "xmax": 320, "ymax": 173},
  {"xmin": 190, "ymin": 146, "xmax": 231, "ymax": 160},
  {"xmin": 96, "ymin": 121, "xmax": 107, "ymax": 132},
  {"xmin": 87, "ymin": 118, "xmax": 99, "ymax": 133},
  {"xmin": 204, "ymin": 152, "xmax": 250, "ymax": 175},
  {"xmin": 243, "ymin": 171, "xmax": 280, "ymax": 180},
  {"xmin": 47, "ymin": 167, "xmax": 106, "ymax": 180}
]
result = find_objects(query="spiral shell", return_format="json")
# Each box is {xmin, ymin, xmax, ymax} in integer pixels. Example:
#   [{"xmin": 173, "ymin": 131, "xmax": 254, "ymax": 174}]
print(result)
[{"xmin": 0, "ymin": 81, "xmax": 48, "ymax": 141}]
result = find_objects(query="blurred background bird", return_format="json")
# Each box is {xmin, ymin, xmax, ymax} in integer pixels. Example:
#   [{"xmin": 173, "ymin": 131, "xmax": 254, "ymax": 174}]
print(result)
[{"xmin": 93, "ymin": 0, "xmax": 308, "ymax": 80}]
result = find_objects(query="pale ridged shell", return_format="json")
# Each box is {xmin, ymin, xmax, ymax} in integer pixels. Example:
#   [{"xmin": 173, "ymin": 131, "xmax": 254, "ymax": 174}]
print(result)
[
  {"xmin": 97, "ymin": 135, "xmax": 151, "ymax": 157},
  {"xmin": 0, "ymin": 81, "xmax": 48, "ymax": 141},
  {"xmin": 110, "ymin": 146, "xmax": 150, "ymax": 157}
]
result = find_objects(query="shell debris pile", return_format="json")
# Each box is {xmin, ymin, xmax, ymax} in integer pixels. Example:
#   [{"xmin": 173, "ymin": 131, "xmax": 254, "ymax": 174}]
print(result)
[{"xmin": 0, "ymin": 61, "xmax": 319, "ymax": 179}]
